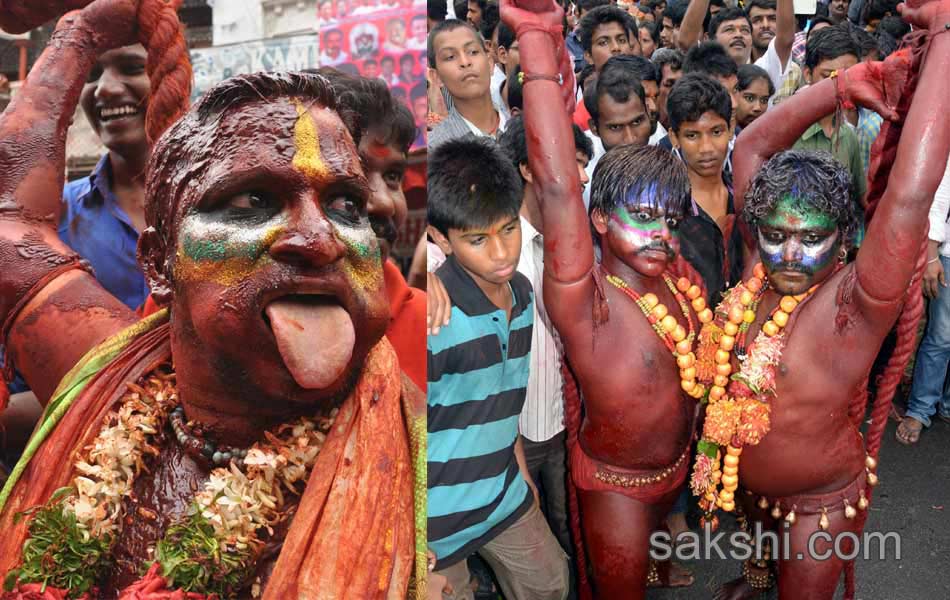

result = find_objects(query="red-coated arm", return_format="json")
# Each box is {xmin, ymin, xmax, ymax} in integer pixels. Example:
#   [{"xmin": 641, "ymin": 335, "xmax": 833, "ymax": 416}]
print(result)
[
  {"xmin": 0, "ymin": 1, "xmax": 93, "ymax": 34},
  {"xmin": 501, "ymin": 0, "xmax": 594, "ymax": 326},
  {"xmin": 0, "ymin": 0, "xmax": 140, "ymax": 403},
  {"xmin": 733, "ymin": 78, "xmax": 837, "ymax": 214},
  {"xmin": 855, "ymin": 22, "xmax": 950, "ymax": 303},
  {"xmin": 732, "ymin": 59, "xmax": 898, "ymax": 213}
]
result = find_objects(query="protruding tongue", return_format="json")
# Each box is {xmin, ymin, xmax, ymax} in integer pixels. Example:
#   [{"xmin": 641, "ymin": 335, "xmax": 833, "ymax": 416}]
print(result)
[{"xmin": 265, "ymin": 296, "xmax": 355, "ymax": 389}]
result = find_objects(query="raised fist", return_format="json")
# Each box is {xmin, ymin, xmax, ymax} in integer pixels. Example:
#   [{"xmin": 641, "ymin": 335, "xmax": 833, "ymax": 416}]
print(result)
[
  {"xmin": 0, "ymin": 1, "xmax": 94, "ymax": 34},
  {"xmin": 897, "ymin": 0, "xmax": 950, "ymax": 31},
  {"xmin": 837, "ymin": 58, "xmax": 907, "ymax": 122},
  {"xmin": 499, "ymin": 0, "xmax": 575, "ymax": 114}
]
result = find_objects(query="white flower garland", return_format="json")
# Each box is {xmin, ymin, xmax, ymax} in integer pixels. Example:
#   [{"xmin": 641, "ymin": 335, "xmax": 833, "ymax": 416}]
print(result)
[{"xmin": 60, "ymin": 368, "xmax": 336, "ymax": 558}]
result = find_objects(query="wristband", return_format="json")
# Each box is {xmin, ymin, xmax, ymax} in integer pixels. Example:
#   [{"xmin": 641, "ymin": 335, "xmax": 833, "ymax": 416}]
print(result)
[{"xmin": 519, "ymin": 72, "xmax": 563, "ymax": 85}]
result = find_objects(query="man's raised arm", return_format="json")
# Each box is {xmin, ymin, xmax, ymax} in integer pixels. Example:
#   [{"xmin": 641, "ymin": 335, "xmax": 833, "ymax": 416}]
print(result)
[
  {"xmin": 677, "ymin": 0, "xmax": 710, "ymax": 53},
  {"xmin": 732, "ymin": 59, "xmax": 898, "ymax": 212},
  {"xmin": 856, "ymin": 5, "xmax": 950, "ymax": 303},
  {"xmin": 500, "ymin": 0, "xmax": 594, "ymax": 300},
  {"xmin": 0, "ymin": 0, "xmax": 140, "ymax": 403}
]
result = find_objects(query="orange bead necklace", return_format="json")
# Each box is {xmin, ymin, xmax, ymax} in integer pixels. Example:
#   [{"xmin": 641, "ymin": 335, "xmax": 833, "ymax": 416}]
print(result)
[{"xmin": 602, "ymin": 268, "xmax": 713, "ymax": 398}]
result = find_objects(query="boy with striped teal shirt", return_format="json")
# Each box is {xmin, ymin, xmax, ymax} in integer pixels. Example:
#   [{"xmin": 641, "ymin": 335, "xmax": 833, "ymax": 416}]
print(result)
[{"xmin": 426, "ymin": 137, "xmax": 568, "ymax": 600}]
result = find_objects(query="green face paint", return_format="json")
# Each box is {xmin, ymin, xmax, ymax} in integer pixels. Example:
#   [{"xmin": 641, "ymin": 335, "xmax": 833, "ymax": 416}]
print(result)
[
  {"xmin": 175, "ymin": 214, "xmax": 285, "ymax": 286},
  {"xmin": 758, "ymin": 195, "xmax": 841, "ymax": 284}
]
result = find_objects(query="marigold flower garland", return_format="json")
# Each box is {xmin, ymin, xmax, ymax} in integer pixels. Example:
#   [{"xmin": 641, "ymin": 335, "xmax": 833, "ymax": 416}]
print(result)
[
  {"xmin": 690, "ymin": 264, "xmax": 817, "ymax": 529},
  {"xmin": 4, "ymin": 368, "xmax": 336, "ymax": 598}
]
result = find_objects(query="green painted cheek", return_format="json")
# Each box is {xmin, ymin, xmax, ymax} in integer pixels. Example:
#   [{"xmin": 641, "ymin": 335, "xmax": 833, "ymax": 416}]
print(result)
[
  {"xmin": 182, "ymin": 233, "xmax": 267, "ymax": 262},
  {"xmin": 175, "ymin": 222, "xmax": 284, "ymax": 286},
  {"xmin": 338, "ymin": 228, "xmax": 383, "ymax": 291}
]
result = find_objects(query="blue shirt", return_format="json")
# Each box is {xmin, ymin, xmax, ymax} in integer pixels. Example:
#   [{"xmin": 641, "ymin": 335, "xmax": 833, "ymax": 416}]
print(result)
[
  {"xmin": 427, "ymin": 255, "xmax": 534, "ymax": 569},
  {"xmin": 59, "ymin": 155, "xmax": 149, "ymax": 310}
]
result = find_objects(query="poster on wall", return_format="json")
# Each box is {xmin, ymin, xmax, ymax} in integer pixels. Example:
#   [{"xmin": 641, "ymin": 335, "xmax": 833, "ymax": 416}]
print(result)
[
  {"xmin": 317, "ymin": 0, "xmax": 427, "ymax": 150},
  {"xmin": 190, "ymin": 35, "xmax": 321, "ymax": 101}
]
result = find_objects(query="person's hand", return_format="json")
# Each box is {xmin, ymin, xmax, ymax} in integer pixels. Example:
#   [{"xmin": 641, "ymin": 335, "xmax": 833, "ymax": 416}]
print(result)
[
  {"xmin": 427, "ymin": 549, "xmax": 453, "ymax": 599},
  {"xmin": 427, "ymin": 272, "xmax": 451, "ymax": 335},
  {"xmin": 923, "ymin": 257, "xmax": 946, "ymax": 299},
  {"xmin": 0, "ymin": 0, "xmax": 92, "ymax": 34},
  {"xmin": 898, "ymin": 0, "xmax": 950, "ymax": 31},
  {"xmin": 837, "ymin": 61, "xmax": 901, "ymax": 122},
  {"xmin": 499, "ymin": 0, "xmax": 575, "ymax": 114},
  {"xmin": 528, "ymin": 479, "xmax": 541, "ymax": 508},
  {"xmin": 499, "ymin": 0, "xmax": 564, "ymax": 32},
  {"xmin": 74, "ymin": 0, "xmax": 141, "ymax": 51}
]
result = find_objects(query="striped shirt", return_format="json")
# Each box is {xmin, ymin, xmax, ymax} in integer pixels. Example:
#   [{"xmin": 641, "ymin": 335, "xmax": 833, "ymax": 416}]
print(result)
[
  {"xmin": 516, "ymin": 217, "xmax": 566, "ymax": 442},
  {"xmin": 427, "ymin": 255, "xmax": 534, "ymax": 569}
]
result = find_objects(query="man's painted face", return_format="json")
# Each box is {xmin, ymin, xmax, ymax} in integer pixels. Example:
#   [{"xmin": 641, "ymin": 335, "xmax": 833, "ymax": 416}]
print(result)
[
  {"xmin": 747, "ymin": 7, "xmax": 777, "ymax": 53},
  {"xmin": 757, "ymin": 195, "xmax": 841, "ymax": 295},
  {"xmin": 80, "ymin": 44, "xmax": 150, "ymax": 158},
  {"xmin": 715, "ymin": 18, "xmax": 752, "ymax": 65},
  {"xmin": 412, "ymin": 94, "xmax": 428, "ymax": 123},
  {"xmin": 597, "ymin": 192, "xmax": 682, "ymax": 278},
  {"xmin": 358, "ymin": 130, "xmax": 408, "ymax": 262},
  {"xmin": 168, "ymin": 98, "xmax": 387, "ymax": 403},
  {"xmin": 586, "ymin": 22, "xmax": 630, "ymax": 71},
  {"xmin": 388, "ymin": 20, "xmax": 406, "ymax": 45}
]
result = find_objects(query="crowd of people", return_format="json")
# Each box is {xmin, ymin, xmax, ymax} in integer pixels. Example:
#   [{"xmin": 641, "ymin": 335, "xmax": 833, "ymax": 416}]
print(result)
[{"xmin": 425, "ymin": 0, "xmax": 949, "ymax": 598}]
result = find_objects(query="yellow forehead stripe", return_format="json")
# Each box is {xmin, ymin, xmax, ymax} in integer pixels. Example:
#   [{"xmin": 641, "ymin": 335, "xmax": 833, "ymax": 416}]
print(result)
[{"xmin": 292, "ymin": 100, "xmax": 331, "ymax": 181}]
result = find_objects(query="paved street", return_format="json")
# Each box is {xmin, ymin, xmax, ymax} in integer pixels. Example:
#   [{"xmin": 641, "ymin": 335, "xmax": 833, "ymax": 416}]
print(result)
[{"xmin": 649, "ymin": 418, "xmax": 950, "ymax": 600}]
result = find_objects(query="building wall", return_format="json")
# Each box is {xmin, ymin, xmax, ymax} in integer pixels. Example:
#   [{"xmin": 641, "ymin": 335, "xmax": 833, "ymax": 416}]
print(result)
[
  {"xmin": 262, "ymin": 0, "xmax": 317, "ymax": 38},
  {"xmin": 211, "ymin": 0, "xmax": 264, "ymax": 46}
]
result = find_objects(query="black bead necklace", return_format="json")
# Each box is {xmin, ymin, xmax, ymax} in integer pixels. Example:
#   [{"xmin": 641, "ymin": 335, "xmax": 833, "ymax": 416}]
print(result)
[{"xmin": 168, "ymin": 406, "xmax": 250, "ymax": 469}]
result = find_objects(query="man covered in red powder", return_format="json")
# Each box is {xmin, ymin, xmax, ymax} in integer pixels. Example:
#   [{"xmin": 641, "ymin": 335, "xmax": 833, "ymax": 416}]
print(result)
[
  {"xmin": 501, "ymin": 0, "xmax": 711, "ymax": 596},
  {"xmin": 692, "ymin": 0, "xmax": 948, "ymax": 596},
  {"xmin": 0, "ymin": 0, "xmax": 426, "ymax": 598},
  {"xmin": 502, "ymin": 0, "xmax": 949, "ymax": 599}
]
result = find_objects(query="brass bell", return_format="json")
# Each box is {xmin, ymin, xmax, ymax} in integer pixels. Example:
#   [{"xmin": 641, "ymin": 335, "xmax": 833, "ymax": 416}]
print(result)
[
  {"xmin": 784, "ymin": 510, "xmax": 797, "ymax": 525},
  {"xmin": 865, "ymin": 455, "xmax": 877, "ymax": 470},
  {"xmin": 818, "ymin": 508, "xmax": 830, "ymax": 531},
  {"xmin": 857, "ymin": 492, "xmax": 869, "ymax": 510},
  {"xmin": 867, "ymin": 471, "xmax": 879, "ymax": 487},
  {"xmin": 771, "ymin": 502, "xmax": 782, "ymax": 519},
  {"xmin": 844, "ymin": 500, "xmax": 857, "ymax": 520},
  {"xmin": 758, "ymin": 496, "xmax": 769, "ymax": 510}
]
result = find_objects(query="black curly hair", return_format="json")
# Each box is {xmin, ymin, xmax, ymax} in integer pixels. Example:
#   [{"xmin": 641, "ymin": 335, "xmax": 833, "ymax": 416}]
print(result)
[{"xmin": 743, "ymin": 150, "xmax": 858, "ymax": 248}]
